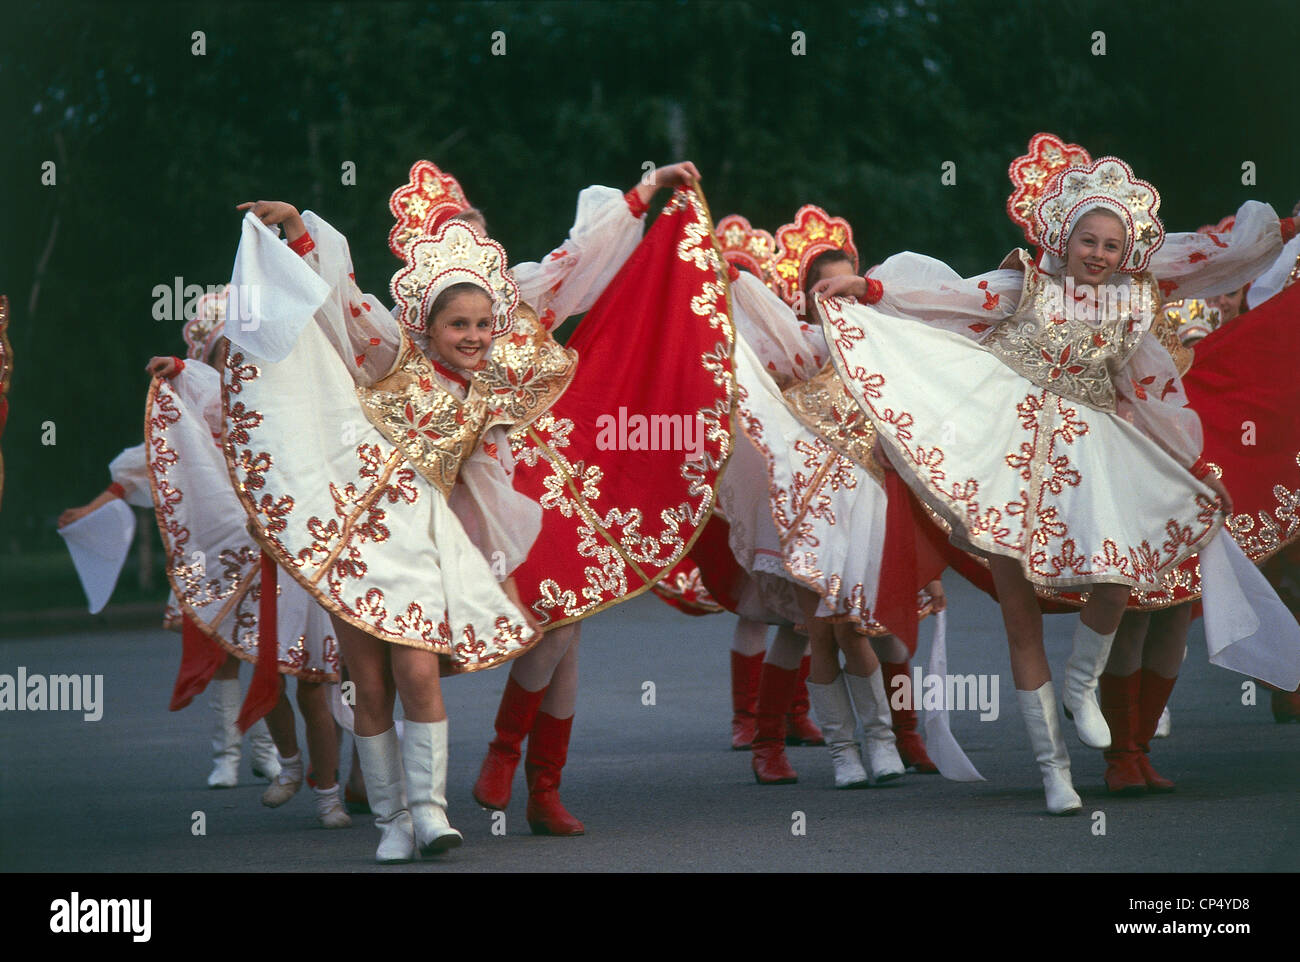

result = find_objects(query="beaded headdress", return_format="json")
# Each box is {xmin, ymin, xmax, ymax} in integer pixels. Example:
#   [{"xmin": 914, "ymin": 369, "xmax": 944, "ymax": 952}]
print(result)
[
  {"xmin": 1006, "ymin": 132, "xmax": 1093, "ymax": 246},
  {"xmin": 1164, "ymin": 298, "xmax": 1223, "ymax": 345},
  {"xmin": 714, "ymin": 214, "xmax": 782, "ymax": 294},
  {"xmin": 183, "ymin": 285, "xmax": 228, "ymax": 362},
  {"xmin": 1035, "ymin": 157, "xmax": 1164, "ymax": 273},
  {"xmin": 772, "ymin": 205, "xmax": 858, "ymax": 305},
  {"xmin": 388, "ymin": 159, "xmax": 473, "ymax": 260},
  {"xmin": 389, "ymin": 220, "xmax": 519, "ymax": 338}
]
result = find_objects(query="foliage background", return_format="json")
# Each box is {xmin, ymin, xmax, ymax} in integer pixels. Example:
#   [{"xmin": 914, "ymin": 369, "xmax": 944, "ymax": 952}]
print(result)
[{"xmin": 2, "ymin": 0, "xmax": 1297, "ymax": 614}]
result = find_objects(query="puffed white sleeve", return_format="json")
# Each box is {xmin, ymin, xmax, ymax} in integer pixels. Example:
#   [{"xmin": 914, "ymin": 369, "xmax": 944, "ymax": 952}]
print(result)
[
  {"xmin": 1149, "ymin": 201, "xmax": 1292, "ymax": 301},
  {"xmin": 1114, "ymin": 332, "xmax": 1204, "ymax": 467},
  {"xmin": 731, "ymin": 271, "xmax": 827, "ymax": 387},
  {"xmin": 169, "ymin": 361, "xmax": 224, "ymax": 436},
  {"xmin": 1245, "ymin": 235, "xmax": 1300, "ymax": 309},
  {"xmin": 226, "ymin": 210, "xmax": 401, "ymax": 385},
  {"xmin": 108, "ymin": 443, "xmax": 155, "ymax": 508},
  {"xmin": 511, "ymin": 185, "xmax": 645, "ymax": 329},
  {"xmin": 859, "ymin": 252, "xmax": 1022, "ymax": 342},
  {"xmin": 445, "ymin": 425, "xmax": 543, "ymax": 577}
]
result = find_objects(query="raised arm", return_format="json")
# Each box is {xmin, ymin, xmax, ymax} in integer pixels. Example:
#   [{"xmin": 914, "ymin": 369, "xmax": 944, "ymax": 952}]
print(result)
[
  {"xmin": 813, "ymin": 251, "xmax": 1023, "ymax": 343},
  {"xmin": 1150, "ymin": 200, "xmax": 1296, "ymax": 301},
  {"xmin": 731, "ymin": 270, "xmax": 827, "ymax": 387},
  {"xmin": 229, "ymin": 201, "xmax": 402, "ymax": 383},
  {"xmin": 512, "ymin": 162, "xmax": 701, "ymax": 329}
]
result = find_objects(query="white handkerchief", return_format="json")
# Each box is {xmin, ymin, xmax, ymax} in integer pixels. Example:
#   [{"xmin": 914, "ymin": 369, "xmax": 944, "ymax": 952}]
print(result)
[
  {"xmin": 224, "ymin": 212, "xmax": 331, "ymax": 362},
  {"xmin": 58, "ymin": 498, "xmax": 137, "ymax": 614}
]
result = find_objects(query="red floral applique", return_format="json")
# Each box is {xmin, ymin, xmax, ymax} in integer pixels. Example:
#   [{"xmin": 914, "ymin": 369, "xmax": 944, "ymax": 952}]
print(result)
[
  {"xmin": 1042, "ymin": 345, "xmax": 1084, "ymax": 379},
  {"xmin": 1206, "ymin": 233, "xmax": 1228, "ymax": 249},
  {"xmin": 1188, "ymin": 251, "xmax": 1208, "ymax": 264},
  {"xmin": 1159, "ymin": 378, "xmax": 1178, "ymax": 400},
  {"xmin": 540, "ymin": 308, "xmax": 557, "ymax": 329},
  {"xmin": 548, "ymin": 249, "xmax": 568, "ymax": 261},
  {"xmin": 369, "ymin": 337, "xmax": 381, "ymax": 346},
  {"xmin": 355, "ymin": 354, "xmax": 366, "ymax": 367},
  {"xmin": 1158, "ymin": 279, "xmax": 1179, "ymax": 297},
  {"xmin": 349, "ymin": 303, "xmax": 361, "ymax": 318},
  {"xmin": 1131, "ymin": 375, "xmax": 1156, "ymax": 400},
  {"xmin": 968, "ymin": 322, "xmax": 992, "ymax": 334},
  {"xmin": 1092, "ymin": 333, "xmax": 1106, "ymax": 347},
  {"xmin": 483, "ymin": 441, "xmax": 499, "ymax": 459}
]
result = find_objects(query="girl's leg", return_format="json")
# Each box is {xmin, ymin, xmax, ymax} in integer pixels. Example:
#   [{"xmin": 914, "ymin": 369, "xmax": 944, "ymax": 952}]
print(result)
[
  {"xmin": 261, "ymin": 681, "xmax": 307, "ymax": 808},
  {"xmin": 779, "ymin": 629, "xmax": 824, "ymax": 747},
  {"xmin": 1099, "ymin": 610, "xmax": 1149, "ymax": 794},
  {"xmin": 526, "ymin": 629, "xmax": 585, "ymax": 836},
  {"xmin": 1133, "ymin": 604, "xmax": 1190, "ymax": 791},
  {"xmin": 835, "ymin": 623, "xmax": 904, "ymax": 783},
  {"xmin": 390, "ymin": 642, "xmax": 462, "ymax": 854},
  {"xmin": 206, "ymin": 655, "xmax": 244, "ymax": 788},
  {"xmin": 334, "ymin": 616, "xmax": 411, "ymax": 862},
  {"xmin": 753, "ymin": 593, "xmax": 823, "ymax": 784},
  {"xmin": 872, "ymin": 633, "xmax": 938, "ymax": 773},
  {"xmin": 1065, "ymin": 582, "xmax": 1133, "ymax": 748},
  {"xmin": 729, "ymin": 618, "xmax": 769, "ymax": 749},
  {"xmin": 295, "ymin": 679, "xmax": 351, "ymax": 827},
  {"xmin": 989, "ymin": 555, "xmax": 1080, "ymax": 814},
  {"xmin": 473, "ymin": 623, "xmax": 579, "ymax": 810}
]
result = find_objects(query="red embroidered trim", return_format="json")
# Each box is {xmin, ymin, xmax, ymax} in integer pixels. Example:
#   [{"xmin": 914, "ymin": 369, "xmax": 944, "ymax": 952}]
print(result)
[
  {"xmin": 170, "ymin": 357, "xmax": 185, "ymax": 376},
  {"xmin": 624, "ymin": 189, "xmax": 649, "ymax": 218},
  {"xmin": 1281, "ymin": 217, "xmax": 1297, "ymax": 244},
  {"xmin": 1190, "ymin": 455, "xmax": 1211, "ymax": 480},
  {"xmin": 432, "ymin": 360, "xmax": 470, "ymax": 389},
  {"xmin": 859, "ymin": 277, "xmax": 883, "ymax": 305},
  {"xmin": 107, "ymin": 482, "xmax": 126, "ymax": 499},
  {"xmin": 288, "ymin": 231, "xmax": 316, "ymax": 256}
]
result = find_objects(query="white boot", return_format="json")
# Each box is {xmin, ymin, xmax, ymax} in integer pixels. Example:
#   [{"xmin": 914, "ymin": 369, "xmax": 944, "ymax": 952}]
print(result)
[
  {"xmin": 1017, "ymin": 683, "xmax": 1083, "ymax": 815},
  {"xmin": 844, "ymin": 669, "xmax": 905, "ymax": 784},
  {"xmin": 806, "ymin": 676, "xmax": 868, "ymax": 789},
  {"xmin": 354, "ymin": 727, "xmax": 415, "ymax": 863},
  {"xmin": 312, "ymin": 783, "xmax": 352, "ymax": 829},
  {"xmin": 402, "ymin": 720, "xmax": 463, "ymax": 856},
  {"xmin": 261, "ymin": 751, "xmax": 304, "ymax": 807},
  {"xmin": 247, "ymin": 719, "xmax": 282, "ymax": 781},
  {"xmin": 1062, "ymin": 622, "xmax": 1115, "ymax": 749},
  {"xmin": 207, "ymin": 679, "xmax": 241, "ymax": 788}
]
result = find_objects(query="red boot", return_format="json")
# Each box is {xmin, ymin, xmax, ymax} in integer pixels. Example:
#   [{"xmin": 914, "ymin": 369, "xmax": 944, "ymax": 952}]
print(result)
[
  {"xmin": 882, "ymin": 662, "xmax": 938, "ymax": 773},
  {"xmin": 473, "ymin": 677, "xmax": 546, "ymax": 811},
  {"xmin": 1135, "ymin": 670, "xmax": 1177, "ymax": 792},
  {"xmin": 786, "ymin": 656, "xmax": 826, "ymax": 746},
  {"xmin": 524, "ymin": 712, "xmax": 585, "ymax": 836},
  {"xmin": 1099, "ymin": 672, "xmax": 1145, "ymax": 795},
  {"xmin": 1271, "ymin": 686, "xmax": 1300, "ymax": 723},
  {"xmin": 730, "ymin": 651, "xmax": 764, "ymax": 750},
  {"xmin": 751, "ymin": 663, "xmax": 798, "ymax": 784}
]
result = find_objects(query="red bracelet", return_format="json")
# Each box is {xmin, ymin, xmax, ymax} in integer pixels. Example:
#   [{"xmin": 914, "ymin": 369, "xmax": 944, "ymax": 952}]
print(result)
[
  {"xmin": 624, "ymin": 189, "xmax": 649, "ymax": 218},
  {"xmin": 1281, "ymin": 217, "xmax": 1297, "ymax": 244},
  {"xmin": 858, "ymin": 277, "xmax": 884, "ymax": 305},
  {"xmin": 288, "ymin": 231, "xmax": 316, "ymax": 256},
  {"xmin": 107, "ymin": 482, "xmax": 127, "ymax": 499},
  {"xmin": 170, "ymin": 357, "xmax": 185, "ymax": 376},
  {"xmin": 1190, "ymin": 455, "xmax": 1212, "ymax": 480}
]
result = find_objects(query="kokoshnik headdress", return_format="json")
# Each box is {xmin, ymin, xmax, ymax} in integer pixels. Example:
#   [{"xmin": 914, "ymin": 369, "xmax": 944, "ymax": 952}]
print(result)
[
  {"xmin": 1164, "ymin": 297, "xmax": 1223, "ymax": 346},
  {"xmin": 772, "ymin": 205, "xmax": 859, "ymax": 306},
  {"xmin": 387, "ymin": 160, "xmax": 519, "ymax": 338},
  {"xmin": 714, "ymin": 214, "xmax": 782, "ymax": 294},
  {"xmin": 1006, "ymin": 132, "xmax": 1093, "ymax": 247},
  {"xmin": 1034, "ymin": 156, "xmax": 1165, "ymax": 274},
  {"xmin": 183, "ymin": 285, "xmax": 228, "ymax": 363},
  {"xmin": 388, "ymin": 159, "xmax": 474, "ymax": 260}
]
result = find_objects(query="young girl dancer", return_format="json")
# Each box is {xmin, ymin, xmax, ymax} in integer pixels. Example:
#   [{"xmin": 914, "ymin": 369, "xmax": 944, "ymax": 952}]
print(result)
[{"xmin": 816, "ymin": 152, "xmax": 1299, "ymax": 813}]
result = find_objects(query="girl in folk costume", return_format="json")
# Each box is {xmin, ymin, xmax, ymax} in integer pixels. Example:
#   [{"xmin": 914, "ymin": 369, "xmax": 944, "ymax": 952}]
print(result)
[
  {"xmin": 722, "ymin": 206, "xmax": 946, "ymax": 788},
  {"xmin": 660, "ymin": 216, "xmax": 824, "ymax": 758},
  {"xmin": 1096, "ymin": 205, "xmax": 1300, "ymax": 787},
  {"xmin": 816, "ymin": 146, "xmax": 1300, "ymax": 814},
  {"xmin": 457, "ymin": 161, "xmax": 736, "ymax": 835},
  {"xmin": 226, "ymin": 159, "xmax": 730, "ymax": 851},
  {"xmin": 57, "ymin": 291, "xmax": 350, "ymax": 828}
]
